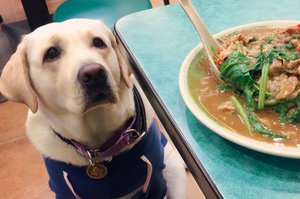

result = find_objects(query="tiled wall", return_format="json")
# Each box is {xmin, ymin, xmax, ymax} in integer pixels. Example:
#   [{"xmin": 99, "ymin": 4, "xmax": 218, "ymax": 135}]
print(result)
[{"xmin": 0, "ymin": 0, "xmax": 65, "ymax": 24}]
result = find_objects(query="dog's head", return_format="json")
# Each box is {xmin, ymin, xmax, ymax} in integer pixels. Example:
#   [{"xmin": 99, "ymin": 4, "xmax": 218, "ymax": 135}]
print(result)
[{"xmin": 0, "ymin": 19, "xmax": 131, "ymax": 114}]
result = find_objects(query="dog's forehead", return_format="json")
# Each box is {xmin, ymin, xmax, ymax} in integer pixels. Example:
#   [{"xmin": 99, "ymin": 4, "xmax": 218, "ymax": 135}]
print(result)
[{"xmin": 28, "ymin": 19, "xmax": 109, "ymax": 40}]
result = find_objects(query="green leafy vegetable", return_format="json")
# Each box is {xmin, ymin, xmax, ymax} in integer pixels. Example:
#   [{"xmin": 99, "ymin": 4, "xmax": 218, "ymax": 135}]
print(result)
[
  {"xmin": 283, "ymin": 51, "xmax": 300, "ymax": 60},
  {"xmin": 259, "ymin": 34, "xmax": 277, "ymax": 50},
  {"xmin": 274, "ymin": 92, "xmax": 300, "ymax": 124},
  {"xmin": 243, "ymin": 88, "xmax": 258, "ymax": 112},
  {"xmin": 248, "ymin": 114, "xmax": 287, "ymax": 138},
  {"xmin": 258, "ymin": 62, "xmax": 270, "ymax": 109},
  {"xmin": 217, "ymin": 34, "xmax": 300, "ymax": 135},
  {"xmin": 292, "ymin": 35, "xmax": 300, "ymax": 39},
  {"xmin": 210, "ymin": 44, "xmax": 219, "ymax": 58},
  {"xmin": 246, "ymin": 45, "xmax": 252, "ymax": 50},
  {"xmin": 230, "ymin": 96, "xmax": 253, "ymax": 133},
  {"xmin": 253, "ymin": 84, "xmax": 273, "ymax": 96},
  {"xmin": 287, "ymin": 108, "xmax": 300, "ymax": 124},
  {"xmin": 286, "ymin": 93, "xmax": 300, "ymax": 124},
  {"xmin": 236, "ymin": 41, "xmax": 243, "ymax": 53},
  {"xmin": 220, "ymin": 51, "xmax": 258, "ymax": 111},
  {"xmin": 216, "ymin": 84, "xmax": 231, "ymax": 92},
  {"xmin": 220, "ymin": 44, "xmax": 300, "ymax": 112},
  {"xmin": 274, "ymin": 100, "xmax": 289, "ymax": 123},
  {"xmin": 249, "ymin": 36, "xmax": 258, "ymax": 42},
  {"xmin": 253, "ymin": 43, "xmax": 300, "ymax": 75},
  {"xmin": 264, "ymin": 99, "xmax": 278, "ymax": 106}
]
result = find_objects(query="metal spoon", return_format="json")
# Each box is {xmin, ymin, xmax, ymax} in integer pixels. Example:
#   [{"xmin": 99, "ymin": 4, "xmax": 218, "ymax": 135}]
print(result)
[{"xmin": 179, "ymin": 0, "xmax": 224, "ymax": 82}]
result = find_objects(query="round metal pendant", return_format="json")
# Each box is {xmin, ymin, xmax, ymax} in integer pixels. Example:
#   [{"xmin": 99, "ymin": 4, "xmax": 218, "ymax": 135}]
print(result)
[{"xmin": 86, "ymin": 164, "xmax": 108, "ymax": 179}]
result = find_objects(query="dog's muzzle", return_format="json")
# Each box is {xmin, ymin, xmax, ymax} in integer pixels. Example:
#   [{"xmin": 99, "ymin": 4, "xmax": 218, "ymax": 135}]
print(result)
[{"xmin": 77, "ymin": 63, "xmax": 117, "ymax": 109}]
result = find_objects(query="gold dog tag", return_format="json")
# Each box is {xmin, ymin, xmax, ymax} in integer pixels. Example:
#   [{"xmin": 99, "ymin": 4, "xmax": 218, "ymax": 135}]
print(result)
[{"xmin": 86, "ymin": 164, "xmax": 108, "ymax": 179}]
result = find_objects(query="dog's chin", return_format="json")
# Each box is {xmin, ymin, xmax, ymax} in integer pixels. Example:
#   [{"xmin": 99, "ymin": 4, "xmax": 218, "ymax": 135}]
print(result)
[{"xmin": 80, "ymin": 91, "xmax": 118, "ymax": 114}]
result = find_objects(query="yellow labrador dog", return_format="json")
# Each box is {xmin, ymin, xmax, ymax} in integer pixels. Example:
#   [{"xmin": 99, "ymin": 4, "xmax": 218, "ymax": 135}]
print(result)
[{"xmin": 0, "ymin": 19, "xmax": 186, "ymax": 199}]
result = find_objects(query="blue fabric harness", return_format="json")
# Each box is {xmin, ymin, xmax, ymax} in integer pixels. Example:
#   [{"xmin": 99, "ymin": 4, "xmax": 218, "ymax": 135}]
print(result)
[{"xmin": 44, "ymin": 121, "xmax": 168, "ymax": 199}]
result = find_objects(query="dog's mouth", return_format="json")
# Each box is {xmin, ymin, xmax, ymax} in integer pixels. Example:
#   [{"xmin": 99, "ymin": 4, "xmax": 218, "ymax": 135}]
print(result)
[
  {"xmin": 82, "ymin": 85, "xmax": 118, "ymax": 112},
  {"xmin": 76, "ymin": 63, "xmax": 119, "ymax": 113}
]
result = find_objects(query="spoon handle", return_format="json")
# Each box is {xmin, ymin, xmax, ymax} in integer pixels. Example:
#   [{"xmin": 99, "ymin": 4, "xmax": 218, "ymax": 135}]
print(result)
[{"xmin": 179, "ymin": 0, "xmax": 223, "ymax": 81}]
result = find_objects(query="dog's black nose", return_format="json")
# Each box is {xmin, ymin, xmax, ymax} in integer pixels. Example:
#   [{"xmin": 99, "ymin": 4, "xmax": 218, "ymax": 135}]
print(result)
[{"xmin": 77, "ymin": 63, "xmax": 107, "ymax": 87}]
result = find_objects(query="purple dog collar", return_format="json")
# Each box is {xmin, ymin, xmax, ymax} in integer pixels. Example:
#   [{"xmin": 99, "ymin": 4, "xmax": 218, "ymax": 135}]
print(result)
[{"xmin": 70, "ymin": 116, "xmax": 145, "ymax": 164}]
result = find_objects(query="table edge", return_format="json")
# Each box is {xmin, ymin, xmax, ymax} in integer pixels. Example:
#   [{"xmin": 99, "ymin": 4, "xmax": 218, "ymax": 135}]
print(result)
[{"xmin": 114, "ymin": 24, "xmax": 223, "ymax": 199}]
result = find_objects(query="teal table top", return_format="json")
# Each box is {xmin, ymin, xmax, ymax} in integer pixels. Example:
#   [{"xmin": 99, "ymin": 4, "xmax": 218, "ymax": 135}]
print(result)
[{"xmin": 115, "ymin": 1, "xmax": 300, "ymax": 198}]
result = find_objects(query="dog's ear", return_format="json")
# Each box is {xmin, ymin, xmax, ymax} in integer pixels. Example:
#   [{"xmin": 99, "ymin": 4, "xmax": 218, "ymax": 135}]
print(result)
[
  {"xmin": 108, "ymin": 29, "xmax": 131, "ymax": 88},
  {"xmin": 0, "ymin": 38, "xmax": 38, "ymax": 113}
]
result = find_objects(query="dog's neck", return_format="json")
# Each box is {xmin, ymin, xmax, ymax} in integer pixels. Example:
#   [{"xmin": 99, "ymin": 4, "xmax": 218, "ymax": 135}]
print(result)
[{"xmin": 37, "ymin": 84, "xmax": 135, "ymax": 149}]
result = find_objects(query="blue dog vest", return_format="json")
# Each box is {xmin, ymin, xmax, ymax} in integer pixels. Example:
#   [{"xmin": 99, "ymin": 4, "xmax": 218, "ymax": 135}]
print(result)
[{"xmin": 44, "ymin": 121, "xmax": 168, "ymax": 199}]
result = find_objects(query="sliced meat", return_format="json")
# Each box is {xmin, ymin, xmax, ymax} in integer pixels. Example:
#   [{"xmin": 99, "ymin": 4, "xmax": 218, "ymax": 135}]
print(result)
[
  {"xmin": 284, "ymin": 59, "xmax": 300, "ymax": 75},
  {"xmin": 221, "ymin": 43, "xmax": 237, "ymax": 56},
  {"xmin": 248, "ymin": 46, "xmax": 260, "ymax": 56},
  {"xmin": 235, "ymin": 34, "xmax": 248, "ymax": 45},
  {"xmin": 218, "ymin": 100, "xmax": 236, "ymax": 112},
  {"xmin": 269, "ymin": 59, "xmax": 284, "ymax": 75},
  {"xmin": 276, "ymin": 76, "xmax": 298, "ymax": 100},
  {"xmin": 267, "ymin": 73, "xmax": 288, "ymax": 94},
  {"xmin": 268, "ymin": 59, "xmax": 300, "ymax": 75},
  {"xmin": 271, "ymin": 31, "xmax": 293, "ymax": 45},
  {"xmin": 285, "ymin": 26, "xmax": 300, "ymax": 35},
  {"xmin": 287, "ymin": 59, "xmax": 300, "ymax": 69},
  {"xmin": 257, "ymin": 34, "xmax": 268, "ymax": 43},
  {"xmin": 218, "ymin": 40, "xmax": 249, "ymax": 61},
  {"xmin": 262, "ymin": 43, "xmax": 273, "ymax": 51}
]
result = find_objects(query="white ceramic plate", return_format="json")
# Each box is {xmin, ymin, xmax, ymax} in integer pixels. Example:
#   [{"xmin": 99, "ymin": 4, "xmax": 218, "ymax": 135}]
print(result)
[{"xmin": 179, "ymin": 20, "xmax": 300, "ymax": 158}]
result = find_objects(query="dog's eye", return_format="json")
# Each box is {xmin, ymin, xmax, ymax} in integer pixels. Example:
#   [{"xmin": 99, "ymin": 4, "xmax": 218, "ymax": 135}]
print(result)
[
  {"xmin": 93, "ymin": 38, "xmax": 106, "ymax": 49},
  {"xmin": 44, "ymin": 47, "xmax": 61, "ymax": 62}
]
